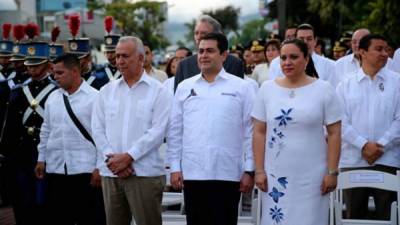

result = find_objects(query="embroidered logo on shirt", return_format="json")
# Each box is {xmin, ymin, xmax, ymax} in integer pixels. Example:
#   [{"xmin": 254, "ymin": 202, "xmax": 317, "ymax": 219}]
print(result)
[
  {"xmin": 379, "ymin": 83, "xmax": 384, "ymax": 92},
  {"xmin": 185, "ymin": 88, "xmax": 197, "ymax": 100},
  {"xmin": 221, "ymin": 92, "xmax": 236, "ymax": 97}
]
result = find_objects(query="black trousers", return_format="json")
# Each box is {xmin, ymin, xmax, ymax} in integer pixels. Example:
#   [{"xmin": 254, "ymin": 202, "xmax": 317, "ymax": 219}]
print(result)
[
  {"xmin": 342, "ymin": 165, "xmax": 398, "ymax": 220},
  {"xmin": 46, "ymin": 173, "xmax": 97, "ymax": 225},
  {"xmin": 183, "ymin": 180, "xmax": 241, "ymax": 225},
  {"xmin": 10, "ymin": 166, "xmax": 48, "ymax": 225}
]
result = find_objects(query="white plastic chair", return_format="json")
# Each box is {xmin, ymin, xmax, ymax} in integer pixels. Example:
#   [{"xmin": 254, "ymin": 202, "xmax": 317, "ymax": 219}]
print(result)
[
  {"xmin": 238, "ymin": 188, "xmax": 262, "ymax": 225},
  {"xmin": 334, "ymin": 170, "xmax": 400, "ymax": 225}
]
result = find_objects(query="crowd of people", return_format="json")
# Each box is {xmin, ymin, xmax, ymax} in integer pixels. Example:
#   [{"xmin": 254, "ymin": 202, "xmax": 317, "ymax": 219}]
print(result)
[{"xmin": 0, "ymin": 13, "xmax": 399, "ymax": 225}]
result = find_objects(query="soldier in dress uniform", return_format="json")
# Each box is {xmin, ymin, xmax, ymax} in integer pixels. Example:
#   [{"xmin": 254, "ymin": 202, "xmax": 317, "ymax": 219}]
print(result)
[
  {"xmin": 0, "ymin": 24, "xmax": 31, "ymax": 208},
  {"xmin": 229, "ymin": 44, "xmax": 244, "ymax": 60},
  {"xmin": 4, "ymin": 24, "xmax": 58, "ymax": 224},
  {"xmin": 0, "ymin": 23, "xmax": 15, "ymax": 81},
  {"xmin": 0, "ymin": 22, "xmax": 14, "ymax": 207},
  {"xmin": 243, "ymin": 42, "xmax": 255, "ymax": 76},
  {"xmin": 67, "ymin": 14, "xmax": 107, "ymax": 90},
  {"xmin": 102, "ymin": 16, "xmax": 121, "ymax": 82}
]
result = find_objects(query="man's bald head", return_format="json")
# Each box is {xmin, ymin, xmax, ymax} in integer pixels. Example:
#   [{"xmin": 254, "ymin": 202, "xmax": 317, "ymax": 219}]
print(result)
[{"xmin": 352, "ymin": 28, "xmax": 370, "ymax": 55}]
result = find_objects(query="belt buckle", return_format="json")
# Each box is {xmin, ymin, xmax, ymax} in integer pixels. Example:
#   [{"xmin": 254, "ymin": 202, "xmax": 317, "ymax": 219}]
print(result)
[{"xmin": 30, "ymin": 99, "xmax": 39, "ymax": 109}]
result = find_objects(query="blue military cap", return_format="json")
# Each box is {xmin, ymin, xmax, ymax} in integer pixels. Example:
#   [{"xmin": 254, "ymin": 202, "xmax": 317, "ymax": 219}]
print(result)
[
  {"xmin": 104, "ymin": 34, "xmax": 120, "ymax": 52},
  {"xmin": 49, "ymin": 44, "xmax": 64, "ymax": 61},
  {"xmin": 0, "ymin": 40, "xmax": 13, "ymax": 56},
  {"xmin": 24, "ymin": 42, "xmax": 49, "ymax": 66},
  {"xmin": 68, "ymin": 38, "xmax": 90, "ymax": 59},
  {"xmin": 10, "ymin": 42, "xmax": 27, "ymax": 62}
]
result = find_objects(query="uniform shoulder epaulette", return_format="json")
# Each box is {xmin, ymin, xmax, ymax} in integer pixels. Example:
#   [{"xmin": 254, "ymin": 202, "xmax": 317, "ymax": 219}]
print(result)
[{"xmin": 11, "ymin": 78, "xmax": 32, "ymax": 90}]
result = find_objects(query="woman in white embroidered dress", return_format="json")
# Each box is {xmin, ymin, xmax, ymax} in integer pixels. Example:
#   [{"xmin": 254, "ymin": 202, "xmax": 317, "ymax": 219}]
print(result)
[{"xmin": 252, "ymin": 39, "xmax": 342, "ymax": 225}]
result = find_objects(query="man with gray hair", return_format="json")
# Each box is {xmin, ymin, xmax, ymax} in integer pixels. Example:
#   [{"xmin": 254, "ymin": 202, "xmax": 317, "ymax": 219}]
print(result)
[
  {"xmin": 92, "ymin": 36, "xmax": 172, "ymax": 225},
  {"xmin": 174, "ymin": 14, "xmax": 244, "ymax": 91}
]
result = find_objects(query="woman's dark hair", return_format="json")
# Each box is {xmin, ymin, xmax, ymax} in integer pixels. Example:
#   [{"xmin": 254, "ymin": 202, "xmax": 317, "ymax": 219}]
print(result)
[
  {"xmin": 281, "ymin": 39, "xmax": 319, "ymax": 78},
  {"xmin": 316, "ymin": 38, "xmax": 326, "ymax": 55},
  {"xmin": 265, "ymin": 39, "xmax": 281, "ymax": 51},
  {"xmin": 165, "ymin": 56, "xmax": 177, "ymax": 78},
  {"xmin": 281, "ymin": 38, "xmax": 309, "ymax": 58},
  {"xmin": 264, "ymin": 39, "xmax": 281, "ymax": 58}
]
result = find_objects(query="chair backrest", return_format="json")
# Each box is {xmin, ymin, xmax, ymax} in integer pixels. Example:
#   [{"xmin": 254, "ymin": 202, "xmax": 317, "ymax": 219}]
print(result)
[
  {"xmin": 334, "ymin": 170, "xmax": 400, "ymax": 225},
  {"xmin": 237, "ymin": 188, "xmax": 261, "ymax": 225},
  {"xmin": 337, "ymin": 170, "xmax": 400, "ymax": 191}
]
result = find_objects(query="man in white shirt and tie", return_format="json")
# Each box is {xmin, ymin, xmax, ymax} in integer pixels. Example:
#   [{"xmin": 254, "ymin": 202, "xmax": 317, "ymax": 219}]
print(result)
[
  {"xmin": 268, "ymin": 24, "xmax": 337, "ymax": 87},
  {"xmin": 92, "ymin": 36, "xmax": 171, "ymax": 225},
  {"xmin": 168, "ymin": 32, "xmax": 255, "ymax": 225},
  {"xmin": 336, "ymin": 34, "xmax": 400, "ymax": 220},
  {"xmin": 35, "ymin": 54, "xmax": 100, "ymax": 225}
]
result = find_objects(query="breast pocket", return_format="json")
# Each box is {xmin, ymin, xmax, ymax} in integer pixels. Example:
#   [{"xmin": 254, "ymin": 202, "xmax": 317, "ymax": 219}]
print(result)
[
  {"xmin": 346, "ymin": 95, "xmax": 363, "ymax": 118},
  {"xmin": 213, "ymin": 94, "xmax": 242, "ymax": 121},
  {"xmin": 183, "ymin": 96, "xmax": 203, "ymax": 114},
  {"xmin": 136, "ymin": 100, "xmax": 153, "ymax": 127},
  {"xmin": 380, "ymin": 94, "xmax": 394, "ymax": 119},
  {"xmin": 105, "ymin": 103, "xmax": 119, "ymax": 121}
]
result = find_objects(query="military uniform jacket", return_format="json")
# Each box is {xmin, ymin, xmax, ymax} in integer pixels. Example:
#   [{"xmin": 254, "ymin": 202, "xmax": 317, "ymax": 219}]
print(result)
[
  {"xmin": 82, "ymin": 64, "xmax": 113, "ymax": 90},
  {"xmin": 102, "ymin": 63, "xmax": 121, "ymax": 82},
  {"xmin": 0, "ymin": 70, "xmax": 30, "ymax": 156},
  {"xmin": 5, "ymin": 76, "xmax": 58, "ymax": 169}
]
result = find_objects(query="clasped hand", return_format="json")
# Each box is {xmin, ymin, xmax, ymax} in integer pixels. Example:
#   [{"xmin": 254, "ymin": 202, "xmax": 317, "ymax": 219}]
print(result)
[
  {"xmin": 106, "ymin": 153, "xmax": 134, "ymax": 178},
  {"xmin": 362, "ymin": 142, "xmax": 384, "ymax": 165}
]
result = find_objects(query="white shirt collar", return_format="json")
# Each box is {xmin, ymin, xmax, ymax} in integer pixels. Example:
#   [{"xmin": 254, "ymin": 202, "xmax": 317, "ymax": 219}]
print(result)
[
  {"xmin": 118, "ymin": 70, "xmax": 152, "ymax": 87},
  {"xmin": 356, "ymin": 67, "xmax": 386, "ymax": 82},
  {"xmin": 196, "ymin": 68, "xmax": 228, "ymax": 83},
  {"xmin": 61, "ymin": 79, "xmax": 92, "ymax": 96}
]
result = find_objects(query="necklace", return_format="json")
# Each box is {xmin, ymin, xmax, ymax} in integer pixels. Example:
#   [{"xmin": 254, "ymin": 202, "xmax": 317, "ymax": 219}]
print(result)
[{"xmin": 289, "ymin": 89, "xmax": 295, "ymax": 98}]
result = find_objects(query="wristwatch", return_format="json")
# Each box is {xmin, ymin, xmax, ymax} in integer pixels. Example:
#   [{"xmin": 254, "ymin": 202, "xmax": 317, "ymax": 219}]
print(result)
[
  {"xmin": 328, "ymin": 169, "xmax": 339, "ymax": 176},
  {"xmin": 245, "ymin": 171, "xmax": 255, "ymax": 177}
]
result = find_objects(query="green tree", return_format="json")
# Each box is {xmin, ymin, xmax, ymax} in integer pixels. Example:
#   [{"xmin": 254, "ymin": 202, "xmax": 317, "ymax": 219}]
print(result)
[
  {"xmin": 360, "ymin": 0, "xmax": 400, "ymax": 45},
  {"xmin": 87, "ymin": 0, "xmax": 105, "ymax": 11},
  {"xmin": 104, "ymin": 0, "xmax": 169, "ymax": 49},
  {"xmin": 308, "ymin": 0, "xmax": 400, "ymax": 45},
  {"xmin": 183, "ymin": 19, "xmax": 196, "ymax": 48},
  {"xmin": 202, "ymin": 6, "xmax": 241, "ymax": 36},
  {"xmin": 237, "ymin": 19, "xmax": 271, "ymax": 47},
  {"xmin": 182, "ymin": 5, "xmax": 241, "ymax": 48}
]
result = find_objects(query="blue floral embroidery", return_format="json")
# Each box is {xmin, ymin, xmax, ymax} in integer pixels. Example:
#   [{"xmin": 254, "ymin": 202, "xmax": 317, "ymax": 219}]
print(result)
[
  {"xmin": 270, "ymin": 206, "xmax": 284, "ymax": 223},
  {"xmin": 274, "ymin": 108, "xmax": 293, "ymax": 127},
  {"xmin": 277, "ymin": 131, "xmax": 284, "ymax": 139},
  {"xmin": 278, "ymin": 177, "xmax": 288, "ymax": 189},
  {"xmin": 269, "ymin": 141, "xmax": 274, "ymax": 149},
  {"xmin": 269, "ymin": 187, "xmax": 285, "ymax": 203},
  {"xmin": 268, "ymin": 175, "xmax": 288, "ymax": 223},
  {"xmin": 267, "ymin": 109, "xmax": 294, "ymax": 223}
]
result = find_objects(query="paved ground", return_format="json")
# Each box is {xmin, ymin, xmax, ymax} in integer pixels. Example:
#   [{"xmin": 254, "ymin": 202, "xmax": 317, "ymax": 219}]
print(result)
[{"xmin": 0, "ymin": 206, "xmax": 15, "ymax": 225}]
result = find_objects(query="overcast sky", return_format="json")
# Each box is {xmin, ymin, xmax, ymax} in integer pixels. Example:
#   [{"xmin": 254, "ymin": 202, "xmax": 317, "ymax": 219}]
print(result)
[{"xmin": 167, "ymin": 0, "xmax": 260, "ymax": 23}]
